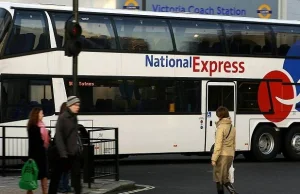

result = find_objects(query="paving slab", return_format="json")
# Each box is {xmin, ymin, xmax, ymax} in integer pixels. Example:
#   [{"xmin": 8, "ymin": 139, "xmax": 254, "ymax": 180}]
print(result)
[{"xmin": 0, "ymin": 176, "xmax": 135, "ymax": 194}]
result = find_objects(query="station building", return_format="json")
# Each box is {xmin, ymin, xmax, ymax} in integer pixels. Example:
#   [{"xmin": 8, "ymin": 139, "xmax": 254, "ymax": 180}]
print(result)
[{"xmin": 3, "ymin": 0, "xmax": 300, "ymax": 21}]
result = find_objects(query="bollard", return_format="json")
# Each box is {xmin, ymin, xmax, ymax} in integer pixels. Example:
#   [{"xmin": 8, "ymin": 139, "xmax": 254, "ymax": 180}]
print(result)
[{"xmin": 83, "ymin": 144, "xmax": 94, "ymax": 184}]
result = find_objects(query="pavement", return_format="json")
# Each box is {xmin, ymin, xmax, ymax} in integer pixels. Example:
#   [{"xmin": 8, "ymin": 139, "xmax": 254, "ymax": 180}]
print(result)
[
  {"xmin": 118, "ymin": 154, "xmax": 300, "ymax": 194},
  {"xmin": 0, "ymin": 176, "xmax": 135, "ymax": 194},
  {"xmin": 1, "ymin": 154, "xmax": 300, "ymax": 194}
]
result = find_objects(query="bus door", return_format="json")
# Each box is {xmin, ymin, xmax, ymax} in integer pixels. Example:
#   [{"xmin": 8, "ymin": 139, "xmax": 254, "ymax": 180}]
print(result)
[{"xmin": 205, "ymin": 81, "xmax": 236, "ymax": 152}]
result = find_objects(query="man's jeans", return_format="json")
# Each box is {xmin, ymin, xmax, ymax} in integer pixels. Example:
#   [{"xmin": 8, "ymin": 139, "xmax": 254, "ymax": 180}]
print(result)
[{"xmin": 58, "ymin": 172, "xmax": 71, "ymax": 192}]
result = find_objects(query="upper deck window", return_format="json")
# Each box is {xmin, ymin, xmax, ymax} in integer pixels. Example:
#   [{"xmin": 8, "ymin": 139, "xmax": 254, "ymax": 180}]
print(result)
[
  {"xmin": 0, "ymin": 8, "xmax": 12, "ymax": 54},
  {"xmin": 271, "ymin": 25, "xmax": 300, "ymax": 57},
  {"xmin": 224, "ymin": 23, "xmax": 273, "ymax": 55},
  {"xmin": 49, "ymin": 12, "xmax": 116, "ymax": 49},
  {"xmin": 113, "ymin": 17, "xmax": 173, "ymax": 52},
  {"xmin": 4, "ymin": 10, "xmax": 50, "ymax": 56},
  {"xmin": 170, "ymin": 20, "xmax": 224, "ymax": 54}
]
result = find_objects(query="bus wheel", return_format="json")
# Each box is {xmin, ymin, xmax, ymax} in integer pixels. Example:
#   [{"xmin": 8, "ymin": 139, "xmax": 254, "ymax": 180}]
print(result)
[
  {"xmin": 251, "ymin": 125, "xmax": 280, "ymax": 162},
  {"xmin": 283, "ymin": 126, "xmax": 300, "ymax": 161}
]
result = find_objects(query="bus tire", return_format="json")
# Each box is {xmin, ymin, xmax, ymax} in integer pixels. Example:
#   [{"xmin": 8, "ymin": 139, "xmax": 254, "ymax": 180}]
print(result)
[
  {"xmin": 282, "ymin": 126, "xmax": 300, "ymax": 161},
  {"xmin": 251, "ymin": 125, "xmax": 280, "ymax": 162}
]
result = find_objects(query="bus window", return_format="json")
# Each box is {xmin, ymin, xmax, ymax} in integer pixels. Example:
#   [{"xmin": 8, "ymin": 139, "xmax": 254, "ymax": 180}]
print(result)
[
  {"xmin": 1, "ymin": 78, "xmax": 54, "ymax": 122},
  {"xmin": 49, "ymin": 12, "xmax": 117, "ymax": 50},
  {"xmin": 271, "ymin": 25, "xmax": 300, "ymax": 57},
  {"xmin": 170, "ymin": 20, "xmax": 224, "ymax": 54},
  {"xmin": 237, "ymin": 81, "xmax": 261, "ymax": 113},
  {"xmin": 0, "ymin": 8, "xmax": 12, "ymax": 55},
  {"xmin": 113, "ymin": 17, "xmax": 173, "ymax": 52},
  {"xmin": 4, "ymin": 10, "xmax": 50, "ymax": 56},
  {"xmin": 207, "ymin": 86, "xmax": 234, "ymax": 111},
  {"xmin": 79, "ymin": 14, "xmax": 116, "ymax": 50},
  {"xmin": 223, "ymin": 23, "xmax": 273, "ymax": 56},
  {"xmin": 48, "ymin": 12, "xmax": 71, "ymax": 48},
  {"xmin": 64, "ymin": 78, "xmax": 201, "ymax": 114}
]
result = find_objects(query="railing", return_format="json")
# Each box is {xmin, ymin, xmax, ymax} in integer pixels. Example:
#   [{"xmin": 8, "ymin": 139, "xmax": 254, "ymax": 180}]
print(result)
[
  {"xmin": 0, "ymin": 125, "xmax": 120, "ymax": 188},
  {"xmin": 83, "ymin": 127, "xmax": 119, "ymax": 188}
]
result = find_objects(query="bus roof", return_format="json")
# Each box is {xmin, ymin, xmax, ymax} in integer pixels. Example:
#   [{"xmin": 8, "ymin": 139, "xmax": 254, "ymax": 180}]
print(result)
[{"xmin": 1, "ymin": 1, "xmax": 300, "ymax": 26}]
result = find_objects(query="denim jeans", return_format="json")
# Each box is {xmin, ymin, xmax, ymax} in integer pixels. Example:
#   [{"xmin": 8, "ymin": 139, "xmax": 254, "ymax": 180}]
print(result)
[{"xmin": 58, "ymin": 171, "xmax": 70, "ymax": 192}]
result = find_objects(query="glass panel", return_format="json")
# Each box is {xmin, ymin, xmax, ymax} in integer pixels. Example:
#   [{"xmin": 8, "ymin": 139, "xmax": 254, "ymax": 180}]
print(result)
[
  {"xmin": 271, "ymin": 25, "xmax": 300, "ymax": 57},
  {"xmin": 237, "ymin": 82, "xmax": 260, "ymax": 112},
  {"xmin": 64, "ymin": 78, "xmax": 201, "ymax": 113},
  {"xmin": 4, "ymin": 10, "xmax": 50, "ymax": 55},
  {"xmin": 50, "ymin": 12, "xmax": 117, "ymax": 49},
  {"xmin": 170, "ymin": 20, "xmax": 224, "ymax": 54},
  {"xmin": 0, "ymin": 8, "xmax": 12, "ymax": 52},
  {"xmin": 114, "ymin": 17, "xmax": 173, "ymax": 52},
  {"xmin": 79, "ymin": 14, "xmax": 116, "ymax": 49},
  {"xmin": 208, "ymin": 85, "xmax": 234, "ymax": 111},
  {"xmin": 224, "ymin": 23, "xmax": 273, "ymax": 55},
  {"xmin": 49, "ymin": 12, "xmax": 71, "ymax": 47},
  {"xmin": 1, "ymin": 79, "xmax": 54, "ymax": 122}
]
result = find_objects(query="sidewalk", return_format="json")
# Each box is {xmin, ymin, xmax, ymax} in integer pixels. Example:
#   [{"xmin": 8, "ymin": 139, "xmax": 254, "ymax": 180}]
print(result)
[{"xmin": 0, "ymin": 176, "xmax": 135, "ymax": 194}]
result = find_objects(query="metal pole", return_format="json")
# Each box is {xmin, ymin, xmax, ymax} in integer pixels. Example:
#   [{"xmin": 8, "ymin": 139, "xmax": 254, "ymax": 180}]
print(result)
[
  {"xmin": 72, "ymin": 0, "xmax": 79, "ymax": 96},
  {"xmin": 2, "ymin": 127, "xmax": 6, "ymax": 177},
  {"xmin": 115, "ymin": 128, "xmax": 119, "ymax": 181},
  {"xmin": 142, "ymin": 0, "xmax": 146, "ymax": 11}
]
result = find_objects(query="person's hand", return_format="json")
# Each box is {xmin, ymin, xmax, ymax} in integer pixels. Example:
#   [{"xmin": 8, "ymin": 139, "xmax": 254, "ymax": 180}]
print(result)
[{"xmin": 211, "ymin": 160, "xmax": 216, "ymax": 166}]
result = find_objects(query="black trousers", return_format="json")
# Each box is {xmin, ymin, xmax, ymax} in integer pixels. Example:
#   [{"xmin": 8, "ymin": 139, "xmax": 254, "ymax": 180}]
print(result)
[{"xmin": 48, "ymin": 155, "xmax": 81, "ymax": 194}]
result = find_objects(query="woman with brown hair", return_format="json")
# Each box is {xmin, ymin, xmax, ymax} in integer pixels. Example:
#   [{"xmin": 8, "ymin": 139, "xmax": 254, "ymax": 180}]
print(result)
[
  {"xmin": 211, "ymin": 106, "xmax": 238, "ymax": 194},
  {"xmin": 27, "ymin": 107, "xmax": 49, "ymax": 194}
]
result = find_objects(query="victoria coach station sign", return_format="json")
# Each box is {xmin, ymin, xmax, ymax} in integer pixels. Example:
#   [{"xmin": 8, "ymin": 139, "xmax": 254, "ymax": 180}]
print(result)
[{"xmin": 117, "ymin": 0, "xmax": 278, "ymax": 19}]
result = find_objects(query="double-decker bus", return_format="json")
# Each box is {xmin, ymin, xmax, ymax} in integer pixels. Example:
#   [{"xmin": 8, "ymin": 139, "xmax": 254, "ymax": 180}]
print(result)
[{"xmin": 0, "ymin": 2, "xmax": 300, "ymax": 162}]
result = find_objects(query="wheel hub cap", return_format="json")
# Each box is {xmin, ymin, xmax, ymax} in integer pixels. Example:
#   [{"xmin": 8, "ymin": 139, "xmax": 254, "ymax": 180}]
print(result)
[
  {"xmin": 258, "ymin": 133, "xmax": 275, "ymax": 155},
  {"xmin": 291, "ymin": 134, "xmax": 300, "ymax": 152}
]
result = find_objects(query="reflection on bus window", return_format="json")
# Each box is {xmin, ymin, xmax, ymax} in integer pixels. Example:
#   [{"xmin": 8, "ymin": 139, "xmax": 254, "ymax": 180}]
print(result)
[
  {"xmin": 0, "ymin": 8, "xmax": 12, "ymax": 54},
  {"xmin": 113, "ymin": 17, "xmax": 173, "ymax": 52},
  {"xmin": 271, "ymin": 25, "xmax": 300, "ymax": 57},
  {"xmin": 4, "ymin": 10, "xmax": 50, "ymax": 55},
  {"xmin": 49, "ymin": 12, "xmax": 71, "ymax": 47},
  {"xmin": 170, "ymin": 20, "xmax": 224, "ymax": 54},
  {"xmin": 64, "ymin": 78, "xmax": 201, "ymax": 113},
  {"xmin": 79, "ymin": 14, "xmax": 116, "ymax": 49},
  {"xmin": 50, "ymin": 12, "xmax": 117, "ymax": 50},
  {"xmin": 1, "ymin": 78, "xmax": 54, "ymax": 122},
  {"xmin": 224, "ymin": 23, "xmax": 273, "ymax": 55}
]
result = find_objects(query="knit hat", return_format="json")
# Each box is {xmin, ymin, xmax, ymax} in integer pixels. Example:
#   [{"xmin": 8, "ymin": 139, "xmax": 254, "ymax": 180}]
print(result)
[{"xmin": 66, "ymin": 96, "xmax": 80, "ymax": 107}]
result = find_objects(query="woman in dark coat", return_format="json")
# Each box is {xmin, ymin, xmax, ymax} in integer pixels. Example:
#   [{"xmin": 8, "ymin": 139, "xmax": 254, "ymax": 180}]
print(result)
[{"xmin": 27, "ymin": 107, "xmax": 49, "ymax": 194}]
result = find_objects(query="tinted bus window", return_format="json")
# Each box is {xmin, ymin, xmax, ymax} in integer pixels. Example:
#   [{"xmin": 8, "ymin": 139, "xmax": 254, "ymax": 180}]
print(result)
[
  {"xmin": 236, "ymin": 82, "xmax": 260, "ymax": 113},
  {"xmin": 49, "ymin": 12, "xmax": 71, "ymax": 47},
  {"xmin": 170, "ymin": 20, "xmax": 224, "ymax": 54},
  {"xmin": 271, "ymin": 25, "xmax": 300, "ymax": 57},
  {"xmin": 1, "ymin": 78, "xmax": 54, "ymax": 122},
  {"xmin": 64, "ymin": 78, "xmax": 201, "ymax": 114},
  {"xmin": 0, "ymin": 8, "xmax": 12, "ymax": 53},
  {"xmin": 224, "ymin": 23, "xmax": 273, "ymax": 55},
  {"xmin": 50, "ymin": 12, "xmax": 117, "ymax": 49},
  {"xmin": 5, "ymin": 10, "xmax": 50, "ymax": 55},
  {"xmin": 113, "ymin": 17, "xmax": 173, "ymax": 52},
  {"xmin": 79, "ymin": 14, "xmax": 116, "ymax": 49}
]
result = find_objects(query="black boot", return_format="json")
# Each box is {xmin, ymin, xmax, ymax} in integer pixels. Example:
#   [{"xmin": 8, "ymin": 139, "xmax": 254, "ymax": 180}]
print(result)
[
  {"xmin": 224, "ymin": 182, "xmax": 238, "ymax": 194},
  {"xmin": 216, "ymin": 182, "xmax": 224, "ymax": 194}
]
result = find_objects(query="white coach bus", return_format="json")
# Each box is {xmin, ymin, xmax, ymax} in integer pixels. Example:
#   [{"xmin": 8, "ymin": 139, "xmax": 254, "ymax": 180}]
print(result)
[{"xmin": 0, "ymin": 2, "xmax": 300, "ymax": 162}]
